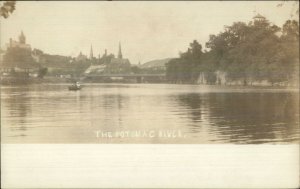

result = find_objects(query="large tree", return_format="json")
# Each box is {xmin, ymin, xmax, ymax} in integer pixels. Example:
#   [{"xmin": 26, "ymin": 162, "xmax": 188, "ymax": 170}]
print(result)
[
  {"xmin": 166, "ymin": 40, "xmax": 204, "ymax": 83},
  {"xmin": 0, "ymin": 1, "xmax": 16, "ymax": 18},
  {"xmin": 167, "ymin": 15, "xmax": 299, "ymax": 85}
]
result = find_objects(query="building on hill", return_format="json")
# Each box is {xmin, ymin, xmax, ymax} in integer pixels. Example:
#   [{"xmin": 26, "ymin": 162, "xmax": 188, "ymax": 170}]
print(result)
[
  {"xmin": 7, "ymin": 31, "xmax": 31, "ymax": 51},
  {"xmin": 1, "ymin": 31, "xmax": 40, "ymax": 76},
  {"xmin": 253, "ymin": 13, "xmax": 266, "ymax": 22}
]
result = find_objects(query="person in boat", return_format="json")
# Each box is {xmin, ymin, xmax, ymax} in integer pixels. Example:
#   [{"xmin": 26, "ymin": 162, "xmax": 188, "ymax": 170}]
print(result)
[{"xmin": 75, "ymin": 82, "xmax": 81, "ymax": 88}]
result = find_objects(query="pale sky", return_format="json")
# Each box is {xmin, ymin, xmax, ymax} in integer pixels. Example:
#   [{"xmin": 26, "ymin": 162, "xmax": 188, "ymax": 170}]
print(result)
[{"xmin": 0, "ymin": 1, "xmax": 298, "ymax": 64}]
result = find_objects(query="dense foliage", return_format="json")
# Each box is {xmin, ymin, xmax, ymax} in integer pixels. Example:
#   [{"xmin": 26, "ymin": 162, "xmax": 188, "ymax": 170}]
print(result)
[
  {"xmin": 3, "ymin": 47, "xmax": 36, "ymax": 65},
  {"xmin": 0, "ymin": 1, "xmax": 16, "ymax": 18},
  {"xmin": 166, "ymin": 17, "xmax": 299, "ymax": 85}
]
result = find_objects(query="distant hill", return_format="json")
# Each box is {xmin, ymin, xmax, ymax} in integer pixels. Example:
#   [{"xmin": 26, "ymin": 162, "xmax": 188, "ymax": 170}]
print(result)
[{"xmin": 140, "ymin": 58, "xmax": 173, "ymax": 68}]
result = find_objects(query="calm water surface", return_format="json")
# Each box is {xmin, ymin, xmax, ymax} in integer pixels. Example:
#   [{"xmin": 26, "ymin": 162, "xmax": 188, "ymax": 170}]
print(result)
[{"xmin": 1, "ymin": 84, "xmax": 299, "ymax": 143}]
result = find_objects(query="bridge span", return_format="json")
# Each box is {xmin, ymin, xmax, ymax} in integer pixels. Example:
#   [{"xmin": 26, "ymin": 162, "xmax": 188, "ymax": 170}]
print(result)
[{"xmin": 82, "ymin": 73, "xmax": 166, "ymax": 83}]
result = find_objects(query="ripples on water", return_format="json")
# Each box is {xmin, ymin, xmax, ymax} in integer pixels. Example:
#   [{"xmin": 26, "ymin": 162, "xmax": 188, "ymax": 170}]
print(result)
[{"xmin": 1, "ymin": 84, "xmax": 299, "ymax": 144}]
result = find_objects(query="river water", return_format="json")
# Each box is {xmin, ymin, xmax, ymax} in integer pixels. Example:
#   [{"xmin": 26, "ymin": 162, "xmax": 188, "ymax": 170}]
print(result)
[{"xmin": 1, "ymin": 83, "xmax": 299, "ymax": 144}]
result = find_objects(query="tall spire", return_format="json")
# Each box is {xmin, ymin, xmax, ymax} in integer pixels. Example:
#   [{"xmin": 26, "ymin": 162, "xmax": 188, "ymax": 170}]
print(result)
[
  {"xmin": 118, "ymin": 42, "xmax": 123, "ymax": 59},
  {"xmin": 90, "ymin": 45, "xmax": 93, "ymax": 59},
  {"xmin": 19, "ymin": 30, "xmax": 26, "ymax": 44}
]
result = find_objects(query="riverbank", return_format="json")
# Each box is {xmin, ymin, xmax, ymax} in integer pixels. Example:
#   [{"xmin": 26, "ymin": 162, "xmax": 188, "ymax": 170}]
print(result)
[
  {"xmin": 1, "ymin": 75, "xmax": 299, "ymax": 89},
  {"xmin": 0, "ymin": 76, "xmax": 75, "ymax": 85}
]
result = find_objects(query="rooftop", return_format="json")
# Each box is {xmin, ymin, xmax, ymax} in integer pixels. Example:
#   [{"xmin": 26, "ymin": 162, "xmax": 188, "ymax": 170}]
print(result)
[{"xmin": 253, "ymin": 13, "xmax": 265, "ymax": 19}]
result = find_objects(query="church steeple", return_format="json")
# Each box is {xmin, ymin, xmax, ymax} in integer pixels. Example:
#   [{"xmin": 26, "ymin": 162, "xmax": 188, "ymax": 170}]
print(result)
[
  {"xmin": 90, "ymin": 45, "xmax": 94, "ymax": 59},
  {"xmin": 19, "ymin": 30, "xmax": 26, "ymax": 44},
  {"xmin": 118, "ymin": 42, "xmax": 123, "ymax": 59}
]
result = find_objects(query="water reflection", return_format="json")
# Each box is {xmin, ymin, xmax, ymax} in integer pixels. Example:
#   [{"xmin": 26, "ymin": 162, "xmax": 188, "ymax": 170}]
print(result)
[
  {"xmin": 2, "ymin": 86, "xmax": 31, "ymax": 137},
  {"xmin": 1, "ymin": 84, "xmax": 299, "ymax": 143},
  {"xmin": 175, "ymin": 92, "xmax": 299, "ymax": 143}
]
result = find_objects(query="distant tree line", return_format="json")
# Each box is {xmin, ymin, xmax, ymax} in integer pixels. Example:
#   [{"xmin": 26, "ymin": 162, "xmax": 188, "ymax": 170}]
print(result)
[{"xmin": 166, "ymin": 17, "xmax": 299, "ymax": 86}]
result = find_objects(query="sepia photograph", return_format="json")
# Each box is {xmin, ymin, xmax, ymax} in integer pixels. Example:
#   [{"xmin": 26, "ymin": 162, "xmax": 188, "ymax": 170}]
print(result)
[
  {"xmin": 1, "ymin": 1, "xmax": 299, "ymax": 144},
  {"xmin": 0, "ymin": 1, "xmax": 299, "ymax": 188}
]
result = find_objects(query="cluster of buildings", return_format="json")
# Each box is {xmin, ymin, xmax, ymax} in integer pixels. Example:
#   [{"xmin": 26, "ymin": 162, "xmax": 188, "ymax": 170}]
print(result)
[
  {"xmin": 0, "ymin": 31, "xmax": 40, "ymax": 77},
  {"xmin": 0, "ymin": 31, "xmax": 168, "ymax": 85},
  {"xmin": 0, "ymin": 31, "xmax": 133, "ymax": 78},
  {"xmin": 0, "ymin": 31, "xmax": 31, "ymax": 63},
  {"xmin": 7, "ymin": 31, "xmax": 31, "ymax": 50},
  {"xmin": 79, "ymin": 42, "xmax": 132, "ymax": 75}
]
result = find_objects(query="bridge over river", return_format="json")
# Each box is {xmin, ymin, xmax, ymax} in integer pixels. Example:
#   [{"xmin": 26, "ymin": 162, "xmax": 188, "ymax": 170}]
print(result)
[{"xmin": 82, "ymin": 73, "xmax": 166, "ymax": 83}]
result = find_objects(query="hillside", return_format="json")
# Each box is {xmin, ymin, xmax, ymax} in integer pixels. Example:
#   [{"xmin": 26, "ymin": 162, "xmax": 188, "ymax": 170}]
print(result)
[{"xmin": 140, "ymin": 58, "xmax": 172, "ymax": 68}]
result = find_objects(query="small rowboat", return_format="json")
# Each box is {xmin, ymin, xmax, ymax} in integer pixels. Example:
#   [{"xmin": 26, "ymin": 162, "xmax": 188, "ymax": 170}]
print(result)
[
  {"xmin": 68, "ymin": 85, "xmax": 81, "ymax": 91},
  {"xmin": 68, "ymin": 82, "xmax": 82, "ymax": 91}
]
